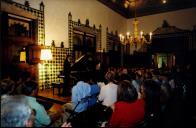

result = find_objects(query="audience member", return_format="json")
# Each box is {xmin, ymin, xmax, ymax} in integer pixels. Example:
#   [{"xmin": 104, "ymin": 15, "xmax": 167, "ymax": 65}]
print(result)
[
  {"xmin": 15, "ymin": 71, "xmax": 32, "ymax": 94},
  {"xmin": 88, "ymin": 74, "xmax": 100, "ymax": 107},
  {"xmin": 94, "ymin": 61, "xmax": 105, "ymax": 82},
  {"xmin": 109, "ymin": 80, "xmax": 145, "ymax": 127},
  {"xmin": 98, "ymin": 71, "xmax": 118, "ymax": 107},
  {"xmin": 0, "ymin": 78, "xmax": 15, "ymax": 96},
  {"xmin": 61, "ymin": 72, "xmax": 91, "ymax": 121},
  {"xmin": 1, "ymin": 95, "xmax": 35, "ymax": 127},
  {"xmin": 61, "ymin": 72, "xmax": 92, "ymax": 127},
  {"xmin": 21, "ymin": 81, "xmax": 63, "ymax": 127},
  {"xmin": 21, "ymin": 81, "xmax": 51, "ymax": 126},
  {"xmin": 71, "ymin": 73, "xmax": 91, "ymax": 113},
  {"xmin": 141, "ymin": 80, "xmax": 161, "ymax": 127},
  {"xmin": 132, "ymin": 73, "xmax": 141, "ymax": 94}
]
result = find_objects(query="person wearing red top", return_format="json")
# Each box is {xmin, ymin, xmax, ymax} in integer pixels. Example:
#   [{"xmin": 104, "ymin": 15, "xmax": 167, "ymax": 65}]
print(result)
[{"xmin": 109, "ymin": 80, "xmax": 145, "ymax": 128}]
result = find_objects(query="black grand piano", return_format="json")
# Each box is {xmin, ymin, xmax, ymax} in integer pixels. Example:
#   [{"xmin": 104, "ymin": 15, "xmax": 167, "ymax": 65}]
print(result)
[
  {"xmin": 70, "ymin": 53, "xmax": 95, "ymax": 80},
  {"xmin": 57, "ymin": 53, "xmax": 105, "ymax": 96},
  {"xmin": 58, "ymin": 53, "xmax": 96, "ymax": 95}
]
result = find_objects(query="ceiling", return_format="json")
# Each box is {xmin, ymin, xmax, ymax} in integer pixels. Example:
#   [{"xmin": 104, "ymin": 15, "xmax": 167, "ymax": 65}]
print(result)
[{"xmin": 98, "ymin": 0, "xmax": 196, "ymax": 18}]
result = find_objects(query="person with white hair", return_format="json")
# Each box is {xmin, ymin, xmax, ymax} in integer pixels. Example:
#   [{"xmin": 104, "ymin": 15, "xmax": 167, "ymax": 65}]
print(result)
[{"xmin": 1, "ymin": 95, "xmax": 35, "ymax": 127}]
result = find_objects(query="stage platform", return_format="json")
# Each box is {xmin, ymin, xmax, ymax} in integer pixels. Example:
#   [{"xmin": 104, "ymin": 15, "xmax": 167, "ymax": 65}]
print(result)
[{"xmin": 38, "ymin": 88, "xmax": 71, "ymax": 105}]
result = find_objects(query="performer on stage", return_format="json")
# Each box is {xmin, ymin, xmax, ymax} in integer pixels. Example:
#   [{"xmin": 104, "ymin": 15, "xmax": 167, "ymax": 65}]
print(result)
[{"xmin": 62, "ymin": 55, "xmax": 71, "ymax": 97}]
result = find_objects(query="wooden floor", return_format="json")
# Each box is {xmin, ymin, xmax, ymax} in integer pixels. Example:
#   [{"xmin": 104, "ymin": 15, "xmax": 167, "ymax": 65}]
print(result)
[
  {"xmin": 38, "ymin": 88, "xmax": 71, "ymax": 104},
  {"xmin": 35, "ymin": 88, "xmax": 72, "ymax": 115}
]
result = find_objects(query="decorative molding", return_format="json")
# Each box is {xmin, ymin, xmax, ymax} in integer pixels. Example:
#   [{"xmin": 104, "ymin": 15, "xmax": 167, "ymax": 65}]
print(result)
[
  {"xmin": 8, "ymin": 0, "xmax": 45, "ymax": 45},
  {"xmin": 68, "ymin": 12, "xmax": 102, "ymax": 61},
  {"xmin": 153, "ymin": 20, "xmax": 189, "ymax": 35},
  {"xmin": 1, "ymin": 1, "xmax": 37, "ymax": 19},
  {"xmin": 106, "ymin": 28, "xmax": 121, "ymax": 53}
]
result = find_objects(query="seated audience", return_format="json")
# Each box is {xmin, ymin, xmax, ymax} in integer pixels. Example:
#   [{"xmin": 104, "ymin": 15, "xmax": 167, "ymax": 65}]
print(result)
[
  {"xmin": 15, "ymin": 71, "xmax": 32, "ymax": 95},
  {"xmin": 71, "ymin": 73, "xmax": 91, "ymax": 113},
  {"xmin": 118, "ymin": 68, "xmax": 132, "ymax": 82},
  {"xmin": 0, "ymin": 78, "xmax": 15, "ymax": 96},
  {"xmin": 61, "ymin": 73, "xmax": 93, "ymax": 127},
  {"xmin": 98, "ymin": 71, "xmax": 118, "ymax": 107},
  {"xmin": 160, "ymin": 82, "xmax": 172, "ymax": 110},
  {"xmin": 94, "ymin": 61, "xmax": 105, "ymax": 82},
  {"xmin": 21, "ymin": 81, "xmax": 62, "ymax": 127},
  {"xmin": 1, "ymin": 95, "xmax": 35, "ymax": 127},
  {"xmin": 132, "ymin": 72, "xmax": 142, "ymax": 93},
  {"xmin": 61, "ymin": 73, "xmax": 91, "ymax": 121},
  {"xmin": 88, "ymin": 74, "xmax": 100, "ymax": 107},
  {"xmin": 109, "ymin": 80, "xmax": 145, "ymax": 127},
  {"xmin": 141, "ymin": 80, "xmax": 161, "ymax": 127}
]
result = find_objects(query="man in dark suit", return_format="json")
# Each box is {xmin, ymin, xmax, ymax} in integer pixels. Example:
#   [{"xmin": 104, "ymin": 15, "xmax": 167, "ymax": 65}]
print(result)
[{"xmin": 62, "ymin": 55, "xmax": 71, "ymax": 97}]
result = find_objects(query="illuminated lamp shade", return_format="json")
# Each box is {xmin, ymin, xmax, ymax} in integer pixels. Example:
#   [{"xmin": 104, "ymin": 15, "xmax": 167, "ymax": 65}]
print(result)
[
  {"xmin": 40, "ymin": 49, "xmax": 52, "ymax": 60},
  {"xmin": 20, "ymin": 51, "xmax": 26, "ymax": 62}
]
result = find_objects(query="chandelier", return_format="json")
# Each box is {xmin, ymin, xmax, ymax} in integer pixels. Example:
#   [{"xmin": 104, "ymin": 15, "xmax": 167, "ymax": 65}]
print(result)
[{"xmin": 119, "ymin": 0, "xmax": 152, "ymax": 50}]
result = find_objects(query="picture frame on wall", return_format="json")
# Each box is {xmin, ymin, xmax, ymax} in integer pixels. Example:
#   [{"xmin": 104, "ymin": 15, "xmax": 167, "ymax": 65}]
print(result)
[{"xmin": 27, "ymin": 45, "xmax": 41, "ymax": 64}]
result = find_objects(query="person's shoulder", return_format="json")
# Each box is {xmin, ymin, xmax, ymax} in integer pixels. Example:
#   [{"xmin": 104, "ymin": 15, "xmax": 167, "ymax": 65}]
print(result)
[
  {"xmin": 91, "ymin": 83, "xmax": 98, "ymax": 87},
  {"xmin": 26, "ymin": 96, "xmax": 45, "ymax": 109},
  {"xmin": 136, "ymin": 99, "xmax": 145, "ymax": 106},
  {"xmin": 77, "ymin": 81, "xmax": 89, "ymax": 87},
  {"xmin": 91, "ymin": 84, "xmax": 100, "ymax": 91},
  {"xmin": 97, "ymin": 82, "xmax": 105, "ymax": 88},
  {"xmin": 25, "ymin": 95, "xmax": 36, "ymax": 101},
  {"xmin": 73, "ymin": 81, "xmax": 90, "ymax": 89},
  {"xmin": 72, "ymin": 83, "xmax": 79, "ymax": 90},
  {"xmin": 110, "ymin": 83, "xmax": 118, "ymax": 88},
  {"xmin": 115, "ymin": 101, "xmax": 128, "ymax": 108}
]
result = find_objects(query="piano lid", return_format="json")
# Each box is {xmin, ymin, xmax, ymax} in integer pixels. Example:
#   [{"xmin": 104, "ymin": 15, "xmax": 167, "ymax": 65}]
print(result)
[{"xmin": 71, "ymin": 53, "xmax": 95, "ymax": 74}]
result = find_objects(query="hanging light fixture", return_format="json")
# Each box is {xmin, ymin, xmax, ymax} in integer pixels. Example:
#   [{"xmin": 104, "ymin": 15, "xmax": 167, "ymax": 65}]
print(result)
[{"xmin": 120, "ymin": 0, "xmax": 152, "ymax": 50}]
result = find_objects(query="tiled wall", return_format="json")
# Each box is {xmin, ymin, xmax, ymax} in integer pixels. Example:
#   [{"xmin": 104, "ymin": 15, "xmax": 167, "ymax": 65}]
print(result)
[
  {"xmin": 106, "ymin": 28, "xmax": 121, "ymax": 52},
  {"xmin": 68, "ymin": 12, "xmax": 102, "ymax": 59},
  {"xmin": 38, "ymin": 46, "xmax": 70, "ymax": 90},
  {"xmin": 12, "ymin": 1, "xmax": 45, "ymax": 45}
]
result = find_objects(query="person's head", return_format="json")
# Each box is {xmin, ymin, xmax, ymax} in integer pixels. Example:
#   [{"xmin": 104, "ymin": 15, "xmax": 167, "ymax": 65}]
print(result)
[
  {"xmin": 21, "ymin": 81, "xmax": 38, "ymax": 97},
  {"xmin": 88, "ymin": 71, "xmax": 96, "ymax": 84},
  {"xmin": 145, "ymin": 71, "xmax": 152, "ymax": 80},
  {"xmin": 95, "ymin": 61, "xmax": 101, "ymax": 70},
  {"xmin": 0, "ymin": 79, "xmax": 15, "ymax": 96},
  {"xmin": 105, "ymin": 71, "xmax": 116, "ymax": 83},
  {"xmin": 1, "ymin": 95, "xmax": 35, "ymax": 127},
  {"xmin": 21, "ymin": 71, "xmax": 31, "ymax": 82},
  {"xmin": 66, "ymin": 55, "xmax": 72, "ymax": 62},
  {"xmin": 121, "ymin": 68, "xmax": 128, "ymax": 74},
  {"xmin": 117, "ymin": 80, "xmax": 138, "ymax": 103},
  {"xmin": 160, "ymin": 83, "xmax": 171, "ymax": 104},
  {"xmin": 141, "ymin": 80, "xmax": 161, "ymax": 100},
  {"xmin": 136, "ymin": 73, "xmax": 142, "ymax": 80},
  {"xmin": 119, "ymin": 74, "xmax": 131, "ymax": 81},
  {"xmin": 141, "ymin": 80, "xmax": 161, "ymax": 117},
  {"xmin": 77, "ymin": 71, "xmax": 91, "ymax": 83}
]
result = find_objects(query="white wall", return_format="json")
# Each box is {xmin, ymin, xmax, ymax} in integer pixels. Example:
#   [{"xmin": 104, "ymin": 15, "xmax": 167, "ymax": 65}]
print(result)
[
  {"xmin": 12, "ymin": 0, "xmax": 196, "ymax": 49},
  {"xmin": 13, "ymin": 0, "xmax": 127, "ymax": 49},
  {"xmin": 126, "ymin": 7, "xmax": 196, "ymax": 35}
]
